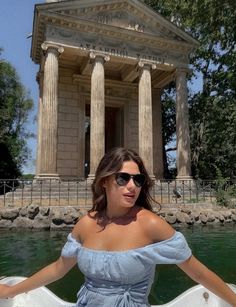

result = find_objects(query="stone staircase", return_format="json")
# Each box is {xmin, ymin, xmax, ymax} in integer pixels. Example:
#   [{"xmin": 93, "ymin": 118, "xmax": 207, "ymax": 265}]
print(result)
[
  {"xmin": 0, "ymin": 179, "xmax": 215, "ymax": 208},
  {"xmin": 0, "ymin": 180, "xmax": 93, "ymax": 208}
]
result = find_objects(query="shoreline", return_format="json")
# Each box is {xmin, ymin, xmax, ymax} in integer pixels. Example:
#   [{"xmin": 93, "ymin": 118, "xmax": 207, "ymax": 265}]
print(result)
[{"xmin": 0, "ymin": 204, "xmax": 236, "ymax": 230}]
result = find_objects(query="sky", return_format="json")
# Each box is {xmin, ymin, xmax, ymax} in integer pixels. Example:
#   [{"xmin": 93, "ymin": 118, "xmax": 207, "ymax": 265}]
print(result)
[
  {"xmin": 0, "ymin": 0, "xmax": 44, "ymax": 173},
  {"xmin": 0, "ymin": 0, "xmax": 203, "ymax": 174}
]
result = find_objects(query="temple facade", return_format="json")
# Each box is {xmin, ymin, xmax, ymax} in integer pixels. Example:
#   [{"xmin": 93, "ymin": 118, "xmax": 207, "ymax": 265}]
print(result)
[{"xmin": 31, "ymin": 0, "xmax": 198, "ymax": 180}]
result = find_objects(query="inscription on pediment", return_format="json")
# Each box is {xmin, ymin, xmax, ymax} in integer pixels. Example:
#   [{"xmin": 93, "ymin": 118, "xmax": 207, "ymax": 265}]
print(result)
[{"xmin": 46, "ymin": 26, "xmax": 188, "ymax": 65}]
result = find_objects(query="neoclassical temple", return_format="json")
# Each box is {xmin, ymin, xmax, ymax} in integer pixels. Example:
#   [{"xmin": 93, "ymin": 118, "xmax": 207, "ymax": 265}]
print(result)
[{"xmin": 31, "ymin": 0, "xmax": 198, "ymax": 180}]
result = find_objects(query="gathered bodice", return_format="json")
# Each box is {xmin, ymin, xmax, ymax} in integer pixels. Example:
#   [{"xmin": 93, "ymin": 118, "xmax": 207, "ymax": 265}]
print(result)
[{"xmin": 61, "ymin": 231, "xmax": 192, "ymax": 306}]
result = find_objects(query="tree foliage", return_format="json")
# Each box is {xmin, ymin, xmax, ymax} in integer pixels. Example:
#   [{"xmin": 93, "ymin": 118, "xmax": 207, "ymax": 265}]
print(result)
[
  {"xmin": 0, "ymin": 50, "xmax": 34, "ymax": 178},
  {"xmin": 146, "ymin": 0, "xmax": 236, "ymax": 179},
  {"xmin": 161, "ymin": 86, "xmax": 176, "ymax": 178}
]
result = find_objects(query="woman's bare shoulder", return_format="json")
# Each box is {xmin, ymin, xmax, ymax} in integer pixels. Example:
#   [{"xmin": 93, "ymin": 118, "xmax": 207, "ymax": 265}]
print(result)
[
  {"xmin": 72, "ymin": 211, "xmax": 97, "ymax": 241},
  {"xmin": 138, "ymin": 208, "xmax": 175, "ymax": 243}
]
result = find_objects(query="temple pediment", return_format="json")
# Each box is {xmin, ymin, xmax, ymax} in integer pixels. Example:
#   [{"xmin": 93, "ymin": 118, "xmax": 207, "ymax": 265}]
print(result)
[
  {"xmin": 39, "ymin": 0, "xmax": 198, "ymax": 45},
  {"xmin": 32, "ymin": 0, "xmax": 199, "ymax": 64},
  {"xmin": 54, "ymin": 7, "xmax": 175, "ymax": 40}
]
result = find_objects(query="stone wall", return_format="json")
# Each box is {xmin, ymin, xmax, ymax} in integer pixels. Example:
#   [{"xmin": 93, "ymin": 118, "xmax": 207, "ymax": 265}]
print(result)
[
  {"xmin": 0, "ymin": 204, "xmax": 235, "ymax": 230},
  {"xmin": 0, "ymin": 205, "xmax": 87, "ymax": 230},
  {"xmin": 127, "ymin": 100, "xmax": 138, "ymax": 152},
  {"xmin": 57, "ymin": 67, "xmax": 80, "ymax": 178}
]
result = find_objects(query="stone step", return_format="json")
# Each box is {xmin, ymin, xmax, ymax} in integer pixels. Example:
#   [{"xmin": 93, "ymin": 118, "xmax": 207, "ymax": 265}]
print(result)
[
  {"xmin": 3, "ymin": 189, "xmax": 211, "ymax": 199},
  {"xmin": 2, "ymin": 193, "xmax": 92, "ymax": 199},
  {"xmin": 1, "ymin": 191, "xmax": 92, "ymax": 198},
  {"xmin": 0, "ymin": 180, "xmax": 216, "ymax": 208},
  {"xmin": 14, "ymin": 185, "xmax": 91, "ymax": 192}
]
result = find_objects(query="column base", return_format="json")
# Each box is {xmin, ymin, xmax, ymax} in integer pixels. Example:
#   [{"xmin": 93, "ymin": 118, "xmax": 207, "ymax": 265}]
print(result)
[
  {"xmin": 34, "ymin": 174, "xmax": 60, "ymax": 182},
  {"xmin": 149, "ymin": 174, "xmax": 156, "ymax": 182},
  {"xmin": 87, "ymin": 173, "xmax": 95, "ymax": 183},
  {"xmin": 176, "ymin": 175, "xmax": 193, "ymax": 181}
]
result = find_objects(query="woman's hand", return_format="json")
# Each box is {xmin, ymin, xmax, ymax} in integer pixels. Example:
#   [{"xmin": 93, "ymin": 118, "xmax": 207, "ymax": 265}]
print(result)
[{"xmin": 0, "ymin": 284, "xmax": 13, "ymax": 299}]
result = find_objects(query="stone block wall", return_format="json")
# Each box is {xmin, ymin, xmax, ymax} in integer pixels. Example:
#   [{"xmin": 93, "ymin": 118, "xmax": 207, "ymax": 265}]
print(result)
[
  {"xmin": 57, "ymin": 68, "xmax": 80, "ymax": 178},
  {"xmin": 0, "ymin": 204, "xmax": 236, "ymax": 229},
  {"xmin": 126, "ymin": 100, "xmax": 138, "ymax": 152}
]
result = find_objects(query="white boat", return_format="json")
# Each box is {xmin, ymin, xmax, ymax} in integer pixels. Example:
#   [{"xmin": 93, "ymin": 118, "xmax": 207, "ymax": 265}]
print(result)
[
  {"xmin": 0, "ymin": 276, "xmax": 236, "ymax": 307},
  {"xmin": 157, "ymin": 283, "xmax": 236, "ymax": 307},
  {"xmin": 0, "ymin": 277, "xmax": 74, "ymax": 307}
]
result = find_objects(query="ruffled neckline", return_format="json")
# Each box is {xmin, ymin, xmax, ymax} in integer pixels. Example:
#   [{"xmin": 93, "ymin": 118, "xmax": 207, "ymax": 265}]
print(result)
[{"xmin": 69, "ymin": 231, "xmax": 180, "ymax": 254}]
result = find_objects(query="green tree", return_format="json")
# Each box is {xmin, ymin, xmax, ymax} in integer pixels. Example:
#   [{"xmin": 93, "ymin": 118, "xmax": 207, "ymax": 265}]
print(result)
[
  {"xmin": 146, "ymin": 0, "xmax": 236, "ymax": 179},
  {"xmin": 0, "ymin": 50, "xmax": 34, "ymax": 178},
  {"xmin": 161, "ymin": 86, "xmax": 176, "ymax": 178}
]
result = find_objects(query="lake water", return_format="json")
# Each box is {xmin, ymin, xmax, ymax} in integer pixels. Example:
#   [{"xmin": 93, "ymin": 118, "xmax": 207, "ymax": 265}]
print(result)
[{"xmin": 0, "ymin": 224, "xmax": 236, "ymax": 305}]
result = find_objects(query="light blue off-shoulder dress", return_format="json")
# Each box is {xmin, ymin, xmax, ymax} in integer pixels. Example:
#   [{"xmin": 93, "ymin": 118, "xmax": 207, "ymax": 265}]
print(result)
[{"xmin": 61, "ymin": 231, "xmax": 191, "ymax": 307}]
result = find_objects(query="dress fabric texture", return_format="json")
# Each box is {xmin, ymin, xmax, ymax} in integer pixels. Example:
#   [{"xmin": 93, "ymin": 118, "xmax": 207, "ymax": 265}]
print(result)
[{"xmin": 61, "ymin": 231, "xmax": 192, "ymax": 307}]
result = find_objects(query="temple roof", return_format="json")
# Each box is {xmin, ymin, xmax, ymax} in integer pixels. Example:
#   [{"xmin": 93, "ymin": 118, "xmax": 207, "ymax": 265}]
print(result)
[{"xmin": 31, "ymin": 0, "xmax": 199, "ymax": 65}]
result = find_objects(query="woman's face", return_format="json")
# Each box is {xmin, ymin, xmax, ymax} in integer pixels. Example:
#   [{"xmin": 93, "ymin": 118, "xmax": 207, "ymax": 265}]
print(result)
[{"xmin": 103, "ymin": 160, "xmax": 142, "ymax": 210}]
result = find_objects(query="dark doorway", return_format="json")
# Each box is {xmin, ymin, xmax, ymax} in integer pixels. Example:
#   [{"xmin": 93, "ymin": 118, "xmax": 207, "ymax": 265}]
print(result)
[
  {"xmin": 85, "ymin": 105, "xmax": 124, "ymax": 177},
  {"xmin": 105, "ymin": 106, "xmax": 123, "ymax": 152}
]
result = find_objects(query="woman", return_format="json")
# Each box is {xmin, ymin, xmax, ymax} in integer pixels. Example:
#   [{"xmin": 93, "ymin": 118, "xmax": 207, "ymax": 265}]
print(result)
[{"xmin": 0, "ymin": 147, "xmax": 236, "ymax": 306}]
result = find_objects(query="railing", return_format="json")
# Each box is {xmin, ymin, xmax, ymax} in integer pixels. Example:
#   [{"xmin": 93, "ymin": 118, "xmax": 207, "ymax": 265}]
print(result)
[
  {"xmin": 0, "ymin": 179, "xmax": 92, "ymax": 208},
  {"xmin": 152, "ymin": 180, "xmax": 215, "ymax": 205},
  {"xmin": 0, "ymin": 178, "xmax": 235, "ymax": 208}
]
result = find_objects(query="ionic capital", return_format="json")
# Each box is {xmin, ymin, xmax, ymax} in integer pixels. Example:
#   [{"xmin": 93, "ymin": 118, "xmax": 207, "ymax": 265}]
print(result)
[
  {"xmin": 89, "ymin": 51, "xmax": 110, "ymax": 63},
  {"xmin": 138, "ymin": 60, "xmax": 157, "ymax": 71},
  {"xmin": 41, "ymin": 43, "xmax": 64, "ymax": 57}
]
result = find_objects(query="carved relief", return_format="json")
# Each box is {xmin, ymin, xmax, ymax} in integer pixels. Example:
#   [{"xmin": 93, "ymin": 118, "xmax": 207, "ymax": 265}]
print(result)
[
  {"xmin": 54, "ymin": 8, "xmax": 154, "ymax": 34},
  {"xmin": 128, "ymin": 23, "xmax": 145, "ymax": 32},
  {"xmin": 82, "ymin": 10, "xmax": 146, "ymax": 33},
  {"xmin": 52, "ymin": 6, "xmax": 188, "ymax": 41}
]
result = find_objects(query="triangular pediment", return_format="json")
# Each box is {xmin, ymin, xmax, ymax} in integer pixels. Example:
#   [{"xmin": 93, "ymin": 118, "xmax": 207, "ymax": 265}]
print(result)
[{"xmin": 40, "ymin": 0, "xmax": 198, "ymax": 46}]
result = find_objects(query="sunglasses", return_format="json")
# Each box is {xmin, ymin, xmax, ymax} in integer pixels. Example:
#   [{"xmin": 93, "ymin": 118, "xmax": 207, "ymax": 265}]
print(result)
[{"xmin": 115, "ymin": 172, "xmax": 146, "ymax": 188}]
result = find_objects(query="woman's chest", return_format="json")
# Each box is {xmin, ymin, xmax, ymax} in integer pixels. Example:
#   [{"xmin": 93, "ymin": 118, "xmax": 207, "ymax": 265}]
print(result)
[{"xmin": 81, "ymin": 222, "xmax": 152, "ymax": 251}]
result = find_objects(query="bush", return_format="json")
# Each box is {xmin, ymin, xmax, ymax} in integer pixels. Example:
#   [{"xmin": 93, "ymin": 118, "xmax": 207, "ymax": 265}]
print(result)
[{"xmin": 215, "ymin": 168, "xmax": 236, "ymax": 208}]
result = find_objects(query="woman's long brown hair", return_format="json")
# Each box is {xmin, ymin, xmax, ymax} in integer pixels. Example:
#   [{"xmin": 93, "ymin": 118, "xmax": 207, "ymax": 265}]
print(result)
[{"xmin": 89, "ymin": 147, "xmax": 159, "ymax": 214}]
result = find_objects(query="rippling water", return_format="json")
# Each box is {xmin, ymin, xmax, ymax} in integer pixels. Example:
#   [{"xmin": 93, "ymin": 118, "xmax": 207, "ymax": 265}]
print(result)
[{"xmin": 0, "ymin": 224, "xmax": 236, "ymax": 304}]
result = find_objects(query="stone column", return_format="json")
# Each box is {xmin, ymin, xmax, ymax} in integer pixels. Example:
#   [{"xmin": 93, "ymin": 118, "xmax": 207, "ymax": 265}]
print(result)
[
  {"xmin": 138, "ymin": 61, "xmax": 156, "ymax": 179},
  {"xmin": 35, "ymin": 68, "xmax": 43, "ymax": 176},
  {"xmin": 176, "ymin": 68, "xmax": 192, "ymax": 179},
  {"xmin": 37, "ymin": 43, "xmax": 64, "ymax": 179},
  {"xmin": 77, "ymin": 94, "xmax": 85, "ymax": 178},
  {"xmin": 152, "ymin": 88, "xmax": 164, "ymax": 179},
  {"xmin": 88, "ymin": 52, "xmax": 110, "ymax": 179}
]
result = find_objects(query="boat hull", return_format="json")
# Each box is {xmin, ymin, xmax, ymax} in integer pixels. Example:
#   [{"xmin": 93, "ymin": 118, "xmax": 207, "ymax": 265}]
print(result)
[
  {"xmin": 0, "ymin": 277, "xmax": 75, "ymax": 307},
  {"xmin": 154, "ymin": 283, "xmax": 236, "ymax": 306}
]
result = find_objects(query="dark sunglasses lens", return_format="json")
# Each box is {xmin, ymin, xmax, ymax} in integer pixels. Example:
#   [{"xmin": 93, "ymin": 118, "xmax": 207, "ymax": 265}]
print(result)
[
  {"xmin": 133, "ymin": 174, "xmax": 145, "ymax": 187},
  {"xmin": 115, "ymin": 173, "xmax": 145, "ymax": 187},
  {"xmin": 116, "ymin": 173, "xmax": 130, "ymax": 186}
]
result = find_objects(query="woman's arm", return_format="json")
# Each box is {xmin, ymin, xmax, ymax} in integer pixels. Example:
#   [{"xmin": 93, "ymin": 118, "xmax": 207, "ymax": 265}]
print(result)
[
  {"xmin": 0, "ymin": 255, "xmax": 76, "ymax": 299},
  {"xmin": 141, "ymin": 210, "xmax": 236, "ymax": 305},
  {"xmin": 0, "ymin": 215, "xmax": 87, "ymax": 299},
  {"xmin": 178, "ymin": 255, "xmax": 236, "ymax": 306}
]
